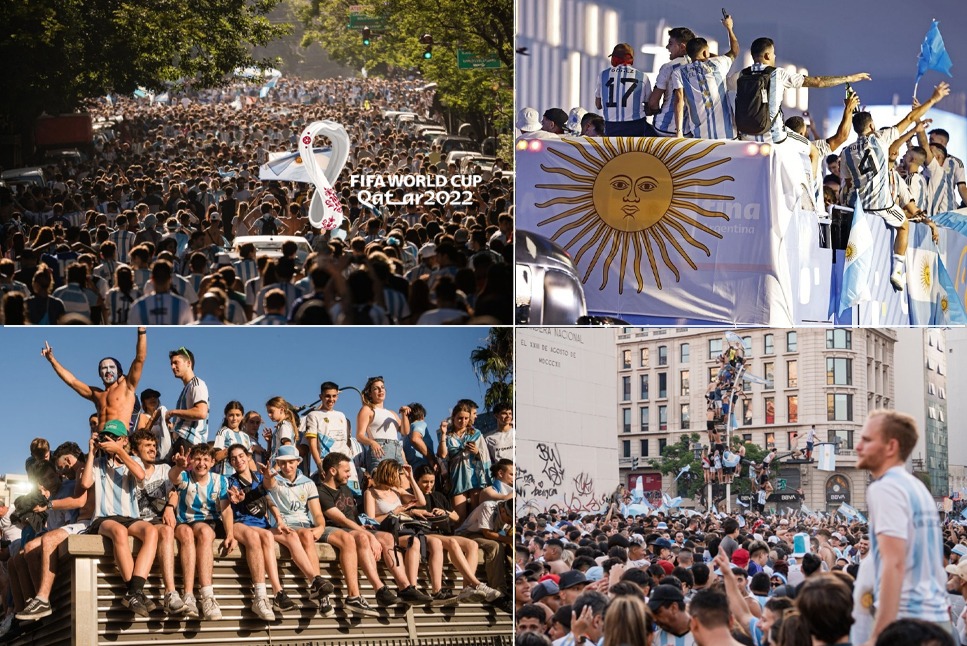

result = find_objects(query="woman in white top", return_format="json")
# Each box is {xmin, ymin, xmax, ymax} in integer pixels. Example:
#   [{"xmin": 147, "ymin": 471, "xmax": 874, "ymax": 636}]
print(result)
[
  {"xmin": 356, "ymin": 377, "xmax": 404, "ymax": 473},
  {"xmin": 263, "ymin": 396, "xmax": 298, "ymax": 461}
]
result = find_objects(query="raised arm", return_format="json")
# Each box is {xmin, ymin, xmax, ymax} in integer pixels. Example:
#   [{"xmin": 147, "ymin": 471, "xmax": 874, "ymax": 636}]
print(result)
[
  {"xmin": 896, "ymin": 82, "xmax": 950, "ymax": 133},
  {"xmin": 827, "ymin": 94, "xmax": 861, "ymax": 151},
  {"xmin": 126, "ymin": 327, "xmax": 147, "ymax": 391},
  {"xmin": 714, "ymin": 548, "xmax": 753, "ymax": 627},
  {"xmin": 722, "ymin": 15, "xmax": 739, "ymax": 59},
  {"xmin": 802, "ymin": 72, "xmax": 870, "ymax": 89},
  {"xmin": 42, "ymin": 341, "xmax": 94, "ymax": 400}
]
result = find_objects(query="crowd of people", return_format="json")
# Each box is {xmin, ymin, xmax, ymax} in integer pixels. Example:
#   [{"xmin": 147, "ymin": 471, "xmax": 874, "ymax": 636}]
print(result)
[
  {"xmin": 518, "ymin": 12, "xmax": 963, "ymax": 292},
  {"xmin": 0, "ymin": 74, "xmax": 514, "ymax": 325},
  {"xmin": 0, "ymin": 329, "xmax": 515, "ymax": 640},
  {"xmin": 516, "ymin": 410, "xmax": 962, "ymax": 646}
]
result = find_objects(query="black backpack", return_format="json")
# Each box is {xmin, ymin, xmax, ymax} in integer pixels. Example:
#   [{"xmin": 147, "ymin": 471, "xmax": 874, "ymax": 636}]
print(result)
[
  {"xmin": 260, "ymin": 216, "xmax": 278, "ymax": 236},
  {"xmin": 734, "ymin": 66, "xmax": 777, "ymax": 135}
]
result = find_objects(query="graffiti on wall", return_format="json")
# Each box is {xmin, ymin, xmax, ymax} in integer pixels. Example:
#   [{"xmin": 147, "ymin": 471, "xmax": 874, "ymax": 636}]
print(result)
[{"xmin": 517, "ymin": 441, "xmax": 612, "ymax": 516}]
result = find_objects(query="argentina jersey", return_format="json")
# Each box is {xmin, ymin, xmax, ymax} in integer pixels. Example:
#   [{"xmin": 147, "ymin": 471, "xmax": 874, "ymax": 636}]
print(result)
[
  {"xmin": 653, "ymin": 628, "xmax": 696, "ymax": 646},
  {"xmin": 599, "ymin": 66, "xmax": 650, "ymax": 123},
  {"xmin": 175, "ymin": 471, "xmax": 229, "ymax": 523},
  {"xmin": 931, "ymin": 155, "xmax": 966, "ymax": 214},
  {"xmin": 869, "ymin": 467, "xmax": 948, "ymax": 622},
  {"xmin": 267, "ymin": 473, "xmax": 317, "ymax": 527},
  {"xmin": 93, "ymin": 456, "xmax": 141, "ymax": 519},
  {"xmin": 842, "ymin": 127, "xmax": 898, "ymax": 211},
  {"xmin": 673, "ymin": 55, "xmax": 735, "ymax": 139},
  {"xmin": 653, "ymin": 57, "xmax": 690, "ymax": 135},
  {"xmin": 107, "ymin": 288, "xmax": 139, "ymax": 325},
  {"xmin": 129, "ymin": 292, "xmax": 193, "ymax": 325},
  {"xmin": 172, "ymin": 377, "xmax": 209, "ymax": 445}
]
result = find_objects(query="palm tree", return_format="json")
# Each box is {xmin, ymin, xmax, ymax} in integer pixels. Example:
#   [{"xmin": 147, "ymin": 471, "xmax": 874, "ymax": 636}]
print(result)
[{"xmin": 469, "ymin": 327, "xmax": 513, "ymax": 411}]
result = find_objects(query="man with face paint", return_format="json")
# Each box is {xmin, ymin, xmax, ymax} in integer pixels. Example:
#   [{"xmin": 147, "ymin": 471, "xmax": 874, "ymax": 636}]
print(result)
[{"xmin": 42, "ymin": 327, "xmax": 147, "ymax": 433}]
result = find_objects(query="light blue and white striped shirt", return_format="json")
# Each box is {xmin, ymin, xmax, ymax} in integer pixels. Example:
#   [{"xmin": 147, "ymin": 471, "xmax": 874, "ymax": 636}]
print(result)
[
  {"xmin": 213, "ymin": 426, "xmax": 252, "ymax": 476},
  {"xmin": 171, "ymin": 377, "xmax": 209, "ymax": 445},
  {"xmin": 52, "ymin": 284, "xmax": 95, "ymax": 318},
  {"xmin": 267, "ymin": 472, "xmax": 318, "ymax": 528},
  {"xmin": 174, "ymin": 471, "xmax": 229, "ymax": 523},
  {"xmin": 128, "ymin": 292, "xmax": 193, "ymax": 325},
  {"xmin": 652, "ymin": 628, "xmax": 695, "ymax": 646},
  {"xmin": 842, "ymin": 126, "xmax": 899, "ymax": 211},
  {"xmin": 670, "ymin": 55, "xmax": 736, "ymax": 140},
  {"xmin": 107, "ymin": 287, "xmax": 140, "ymax": 325},
  {"xmin": 653, "ymin": 56, "xmax": 691, "ymax": 135},
  {"xmin": 93, "ymin": 455, "xmax": 141, "ymax": 520},
  {"xmin": 868, "ymin": 465, "xmax": 948, "ymax": 622},
  {"xmin": 596, "ymin": 65, "xmax": 651, "ymax": 123},
  {"xmin": 109, "ymin": 230, "xmax": 136, "ymax": 263}
]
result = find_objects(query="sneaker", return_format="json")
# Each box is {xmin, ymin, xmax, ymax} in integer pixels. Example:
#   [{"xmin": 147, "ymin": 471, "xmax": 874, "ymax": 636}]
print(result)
[
  {"xmin": 309, "ymin": 576, "xmax": 335, "ymax": 601},
  {"xmin": 16, "ymin": 597, "xmax": 52, "ymax": 622},
  {"xmin": 183, "ymin": 595, "xmax": 200, "ymax": 619},
  {"xmin": 251, "ymin": 596, "xmax": 275, "ymax": 621},
  {"xmin": 273, "ymin": 590, "xmax": 298, "ymax": 613},
  {"xmin": 164, "ymin": 591, "xmax": 188, "ymax": 615},
  {"xmin": 455, "ymin": 585, "xmax": 484, "ymax": 603},
  {"xmin": 398, "ymin": 585, "xmax": 433, "ymax": 605},
  {"xmin": 430, "ymin": 587, "xmax": 460, "ymax": 606},
  {"xmin": 374, "ymin": 586, "xmax": 399, "ymax": 607},
  {"xmin": 474, "ymin": 582, "xmax": 502, "ymax": 603},
  {"xmin": 317, "ymin": 595, "xmax": 335, "ymax": 618},
  {"xmin": 200, "ymin": 596, "xmax": 222, "ymax": 621},
  {"xmin": 122, "ymin": 591, "xmax": 152, "ymax": 617},
  {"xmin": 890, "ymin": 266, "xmax": 905, "ymax": 291},
  {"xmin": 344, "ymin": 595, "xmax": 380, "ymax": 617}
]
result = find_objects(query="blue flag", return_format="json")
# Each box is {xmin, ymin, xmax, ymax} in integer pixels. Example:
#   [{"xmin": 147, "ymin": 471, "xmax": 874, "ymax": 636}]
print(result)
[
  {"xmin": 838, "ymin": 199, "xmax": 874, "ymax": 315},
  {"xmin": 916, "ymin": 20, "xmax": 953, "ymax": 87},
  {"xmin": 937, "ymin": 254, "xmax": 967, "ymax": 324}
]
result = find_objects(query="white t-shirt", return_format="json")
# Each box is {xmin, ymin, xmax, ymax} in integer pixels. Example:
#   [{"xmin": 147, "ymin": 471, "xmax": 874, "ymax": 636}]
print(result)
[
  {"xmin": 868, "ymin": 465, "xmax": 948, "ymax": 623},
  {"xmin": 486, "ymin": 428, "xmax": 514, "ymax": 463}
]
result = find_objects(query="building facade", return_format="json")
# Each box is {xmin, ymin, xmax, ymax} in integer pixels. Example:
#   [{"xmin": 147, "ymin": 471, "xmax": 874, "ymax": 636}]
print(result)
[{"xmin": 614, "ymin": 327, "xmax": 898, "ymax": 513}]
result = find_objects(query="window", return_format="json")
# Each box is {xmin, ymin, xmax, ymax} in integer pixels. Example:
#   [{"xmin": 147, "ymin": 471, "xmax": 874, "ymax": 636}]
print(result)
[
  {"xmin": 659, "ymin": 405, "xmax": 668, "ymax": 431},
  {"xmin": 787, "ymin": 360, "xmax": 798, "ymax": 388},
  {"xmin": 680, "ymin": 343, "xmax": 690, "ymax": 363},
  {"xmin": 743, "ymin": 336, "xmax": 752, "ymax": 353},
  {"xmin": 743, "ymin": 399, "xmax": 753, "ymax": 426},
  {"xmin": 640, "ymin": 348, "xmax": 650, "ymax": 368},
  {"xmin": 786, "ymin": 331, "xmax": 797, "ymax": 352},
  {"xmin": 622, "ymin": 376, "xmax": 631, "ymax": 401},
  {"xmin": 826, "ymin": 329, "xmax": 852, "ymax": 349},
  {"xmin": 709, "ymin": 338, "xmax": 722, "ymax": 359},
  {"xmin": 765, "ymin": 397, "xmax": 775, "ymax": 424},
  {"xmin": 622, "ymin": 350, "xmax": 631, "ymax": 369},
  {"xmin": 827, "ymin": 394, "xmax": 854, "ymax": 421},
  {"xmin": 658, "ymin": 438, "xmax": 667, "ymax": 455},
  {"xmin": 940, "ymin": 387, "xmax": 947, "ymax": 399},
  {"xmin": 826, "ymin": 358, "xmax": 853, "ymax": 385},
  {"xmin": 658, "ymin": 345, "xmax": 668, "ymax": 366},
  {"xmin": 788, "ymin": 395, "xmax": 798, "ymax": 423},
  {"xmin": 765, "ymin": 432, "xmax": 776, "ymax": 448},
  {"xmin": 764, "ymin": 334, "xmax": 774, "ymax": 354},
  {"xmin": 928, "ymin": 383, "xmax": 936, "ymax": 395},
  {"xmin": 640, "ymin": 374, "xmax": 649, "ymax": 400},
  {"xmin": 828, "ymin": 429, "xmax": 854, "ymax": 449},
  {"xmin": 940, "ymin": 409, "xmax": 946, "ymax": 422},
  {"xmin": 640, "ymin": 439, "xmax": 649, "ymax": 457},
  {"xmin": 681, "ymin": 404, "xmax": 690, "ymax": 429},
  {"xmin": 658, "ymin": 372, "xmax": 668, "ymax": 398},
  {"xmin": 742, "ymin": 433, "xmax": 753, "ymax": 444},
  {"xmin": 787, "ymin": 431, "xmax": 798, "ymax": 450},
  {"xmin": 764, "ymin": 361, "xmax": 775, "ymax": 386},
  {"xmin": 640, "ymin": 406, "xmax": 649, "ymax": 432},
  {"xmin": 622, "ymin": 408, "xmax": 631, "ymax": 433},
  {"xmin": 623, "ymin": 440, "xmax": 631, "ymax": 458},
  {"xmin": 680, "ymin": 370, "xmax": 690, "ymax": 397},
  {"xmin": 708, "ymin": 367, "xmax": 718, "ymax": 384}
]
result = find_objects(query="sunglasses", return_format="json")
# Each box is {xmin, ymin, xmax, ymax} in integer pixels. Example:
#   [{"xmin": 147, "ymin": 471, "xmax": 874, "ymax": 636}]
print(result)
[{"xmin": 169, "ymin": 347, "xmax": 191, "ymax": 360}]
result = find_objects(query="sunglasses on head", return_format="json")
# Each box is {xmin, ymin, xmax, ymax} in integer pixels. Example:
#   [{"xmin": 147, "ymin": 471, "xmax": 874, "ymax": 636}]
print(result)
[{"xmin": 169, "ymin": 347, "xmax": 191, "ymax": 359}]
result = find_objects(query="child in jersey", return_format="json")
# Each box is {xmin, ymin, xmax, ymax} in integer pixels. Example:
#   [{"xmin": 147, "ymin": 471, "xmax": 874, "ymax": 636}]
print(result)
[
  {"xmin": 168, "ymin": 444, "xmax": 234, "ymax": 620},
  {"xmin": 212, "ymin": 400, "xmax": 251, "ymax": 476},
  {"xmin": 262, "ymin": 396, "xmax": 297, "ymax": 461}
]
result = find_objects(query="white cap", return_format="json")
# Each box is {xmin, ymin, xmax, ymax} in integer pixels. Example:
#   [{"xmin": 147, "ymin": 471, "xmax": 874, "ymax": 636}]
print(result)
[
  {"xmin": 516, "ymin": 107, "xmax": 542, "ymax": 133},
  {"xmin": 566, "ymin": 107, "xmax": 588, "ymax": 134}
]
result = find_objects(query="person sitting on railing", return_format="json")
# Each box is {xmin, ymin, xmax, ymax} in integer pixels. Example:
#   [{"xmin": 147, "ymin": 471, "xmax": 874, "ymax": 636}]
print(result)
[{"xmin": 168, "ymin": 443, "xmax": 235, "ymax": 620}]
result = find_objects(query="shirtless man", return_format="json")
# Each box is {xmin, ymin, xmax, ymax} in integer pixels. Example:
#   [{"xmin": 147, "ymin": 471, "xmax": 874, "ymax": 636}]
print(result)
[{"xmin": 42, "ymin": 327, "xmax": 147, "ymax": 432}]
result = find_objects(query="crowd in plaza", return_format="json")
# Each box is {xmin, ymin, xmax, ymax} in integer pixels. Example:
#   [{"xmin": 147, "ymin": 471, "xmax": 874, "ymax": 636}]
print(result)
[
  {"xmin": 516, "ymin": 410, "xmax": 961, "ymax": 646},
  {"xmin": 0, "ymin": 329, "xmax": 516, "ymax": 640},
  {"xmin": 0, "ymin": 74, "xmax": 514, "ymax": 325}
]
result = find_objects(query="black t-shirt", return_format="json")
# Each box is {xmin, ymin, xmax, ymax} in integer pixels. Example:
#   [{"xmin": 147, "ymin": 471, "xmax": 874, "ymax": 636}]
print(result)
[
  {"xmin": 317, "ymin": 481, "xmax": 360, "ymax": 527},
  {"xmin": 420, "ymin": 490, "xmax": 454, "ymax": 534}
]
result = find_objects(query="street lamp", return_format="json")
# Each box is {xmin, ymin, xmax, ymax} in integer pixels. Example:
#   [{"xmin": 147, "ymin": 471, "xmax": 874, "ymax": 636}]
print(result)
[{"xmin": 691, "ymin": 442, "xmax": 704, "ymax": 461}]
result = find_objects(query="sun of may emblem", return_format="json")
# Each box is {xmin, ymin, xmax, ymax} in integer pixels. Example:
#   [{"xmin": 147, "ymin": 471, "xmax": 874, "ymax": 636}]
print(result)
[{"xmin": 535, "ymin": 137, "xmax": 734, "ymax": 293}]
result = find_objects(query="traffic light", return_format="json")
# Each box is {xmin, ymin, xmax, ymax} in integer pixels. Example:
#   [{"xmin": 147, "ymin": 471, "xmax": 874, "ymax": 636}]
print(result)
[
  {"xmin": 420, "ymin": 33, "xmax": 433, "ymax": 59},
  {"xmin": 362, "ymin": 27, "xmax": 371, "ymax": 46},
  {"xmin": 632, "ymin": 457, "xmax": 639, "ymax": 469}
]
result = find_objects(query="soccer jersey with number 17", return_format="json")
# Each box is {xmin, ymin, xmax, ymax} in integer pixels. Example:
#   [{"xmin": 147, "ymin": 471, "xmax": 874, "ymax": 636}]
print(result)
[{"xmin": 595, "ymin": 65, "xmax": 651, "ymax": 123}]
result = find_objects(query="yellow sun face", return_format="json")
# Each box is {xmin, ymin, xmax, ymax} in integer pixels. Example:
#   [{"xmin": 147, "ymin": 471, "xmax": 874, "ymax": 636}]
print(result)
[
  {"xmin": 920, "ymin": 258, "xmax": 932, "ymax": 291},
  {"xmin": 941, "ymin": 295, "xmax": 949, "ymax": 312},
  {"xmin": 845, "ymin": 243, "xmax": 856, "ymax": 262},
  {"xmin": 535, "ymin": 137, "xmax": 734, "ymax": 292}
]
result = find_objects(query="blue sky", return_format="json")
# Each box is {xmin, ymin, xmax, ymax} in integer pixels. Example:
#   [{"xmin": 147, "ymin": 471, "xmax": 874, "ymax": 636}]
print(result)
[{"xmin": 0, "ymin": 327, "xmax": 496, "ymax": 476}]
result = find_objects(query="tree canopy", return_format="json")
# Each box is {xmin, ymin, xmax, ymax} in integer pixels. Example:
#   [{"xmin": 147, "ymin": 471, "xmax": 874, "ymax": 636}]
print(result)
[
  {"xmin": 296, "ymin": 0, "xmax": 512, "ymax": 142},
  {"xmin": 0, "ymin": 0, "xmax": 289, "ymax": 126},
  {"xmin": 470, "ymin": 327, "xmax": 513, "ymax": 411}
]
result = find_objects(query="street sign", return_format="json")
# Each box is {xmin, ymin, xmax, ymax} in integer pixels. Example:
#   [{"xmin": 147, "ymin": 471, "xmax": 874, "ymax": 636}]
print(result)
[
  {"xmin": 457, "ymin": 49, "xmax": 502, "ymax": 70},
  {"xmin": 348, "ymin": 14, "xmax": 386, "ymax": 29}
]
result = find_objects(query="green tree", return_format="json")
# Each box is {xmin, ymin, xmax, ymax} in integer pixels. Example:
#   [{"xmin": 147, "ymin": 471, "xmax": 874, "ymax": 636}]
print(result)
[
  {"xmin": 0, "ymin": 0, "xmax": 289, "ymax": 127},
  {"xmin": 649, "ymin": 433, "xmax": 703, "ymax": 499},
  {"xmin": 469, "ymin": 327, "xmax": 512, "ymax": 411},
  {"xmin": 296, "ymin": 0, "xmax": 512, "ymax": 146}
]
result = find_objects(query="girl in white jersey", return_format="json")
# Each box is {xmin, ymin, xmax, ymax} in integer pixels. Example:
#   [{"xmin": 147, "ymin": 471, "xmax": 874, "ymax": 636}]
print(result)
[
  {"xmin": 355, "ymin": 377, "xmax": 404, "ymax": 472},
  {"xmin": 263, "ymin": 396, "xmax": 298, "ymax": 462}
]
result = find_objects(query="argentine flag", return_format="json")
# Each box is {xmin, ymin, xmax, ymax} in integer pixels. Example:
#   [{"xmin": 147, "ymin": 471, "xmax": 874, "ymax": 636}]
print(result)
[
  {"xmin": 937, "ymin": 254, "xmax": 967, "ymax": 324},
  {"xmin": 815, "ymin": 443, "xmax": 836, "ymax": 472},
  {"xmin": 838, "ymin": 199, "xmax": 874, "ymax": 315},
  {"xmin": 838, "ymin": 503, "xmax": 867, "ymax": 524}
]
